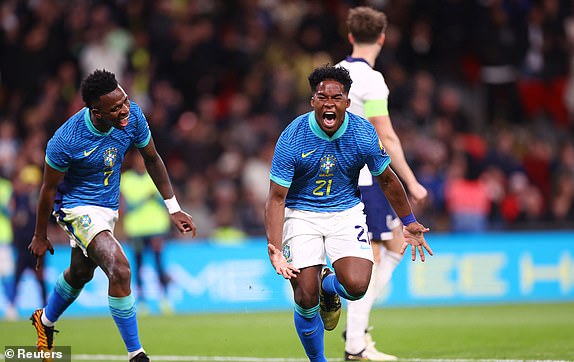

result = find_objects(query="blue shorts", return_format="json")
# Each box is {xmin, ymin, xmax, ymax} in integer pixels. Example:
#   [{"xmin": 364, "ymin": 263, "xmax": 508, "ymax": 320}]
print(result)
[{"xmin": 360, "ymin": 178, "xmax": 400, "ymax": 241}]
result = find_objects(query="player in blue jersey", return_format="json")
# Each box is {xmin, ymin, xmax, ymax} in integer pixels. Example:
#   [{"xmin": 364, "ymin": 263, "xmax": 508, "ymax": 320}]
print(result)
[
  {"xmin": 337, "ymin": 7, "xmax": 429, "ymax": 361},
  {"xmin": 28, "ymin": 69, "xmax": 196, "ymax": 362},
  {"xmin": 265, "ymin": 65, "xmax": 432, "ymax": 362}
]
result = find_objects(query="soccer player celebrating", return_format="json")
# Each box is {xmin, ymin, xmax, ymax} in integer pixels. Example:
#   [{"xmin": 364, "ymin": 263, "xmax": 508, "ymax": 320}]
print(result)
[
  {"xmin": 28, "ymin": 69, "xmax": 196, "ymax": 362},
  {"xmin": 265, "ymin": 65, "xmax": 432, "ymax": 362},
  {"xmin": 337, "ymin": 7, "xmax": 429, "ymax": 361}
]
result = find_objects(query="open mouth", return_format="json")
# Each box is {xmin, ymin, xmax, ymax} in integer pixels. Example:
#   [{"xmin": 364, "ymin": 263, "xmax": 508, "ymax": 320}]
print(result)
[
  {"xmin": 323, "ymin": 112, "xmax": 336, "ymax": 127},
  {"xmin": 117, "ymin": 114, "xmax": 130, "ymax": 127}
]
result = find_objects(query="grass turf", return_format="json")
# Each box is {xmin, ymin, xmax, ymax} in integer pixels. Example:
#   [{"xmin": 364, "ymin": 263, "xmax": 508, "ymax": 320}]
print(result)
[{"xmin": 1, "ymin": 302, "xmax": 573, "ymax": 360}]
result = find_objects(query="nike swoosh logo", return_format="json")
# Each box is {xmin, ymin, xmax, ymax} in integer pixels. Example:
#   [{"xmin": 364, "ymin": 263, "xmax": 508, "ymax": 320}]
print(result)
[
  {"xmin": 302, "ymin": 327, "xmax": 318, "ymax": 336},
  {"xmin": 301, "ymin": 149, "xmax": 317, "ymax": 158},
  {"xmin": 83, "ymin": 146, "xmax": 98, "ymax": 157}
]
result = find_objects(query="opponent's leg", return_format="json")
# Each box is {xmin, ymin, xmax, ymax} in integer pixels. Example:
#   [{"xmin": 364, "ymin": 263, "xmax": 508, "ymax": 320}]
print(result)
[{"xmin": 344, "ymin": 228, "xmax": 403, "ymax": 360}]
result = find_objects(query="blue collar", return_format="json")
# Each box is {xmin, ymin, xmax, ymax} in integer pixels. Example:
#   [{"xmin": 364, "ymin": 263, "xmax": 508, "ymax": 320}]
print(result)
[
  {"xmin": 345, "ymin": 56, "xmax": 371, "ymax": 67},
  {"xmin": 84, "ymin": 108, "xmax": 113, "ymax": 136},
  {"xmin": 308, "ymin": 111, "xmax": 349, "ymax": 141}
]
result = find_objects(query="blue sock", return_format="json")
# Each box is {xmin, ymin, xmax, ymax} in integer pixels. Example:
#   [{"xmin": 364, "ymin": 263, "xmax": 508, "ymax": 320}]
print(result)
[
  {"xmin": 321, "ymin": 272, "xmax": 363, "ymax": 301},
  {"xmin": 44, "ymin": 273, "xmax": 82, "ymax": 323},
  {"xmin": 109, "ymin": 294, "xmax": 141, "ymax": 352},
  {"xmin": 294, "ymin": 304, "xmax": 326, "ymax": 362}
]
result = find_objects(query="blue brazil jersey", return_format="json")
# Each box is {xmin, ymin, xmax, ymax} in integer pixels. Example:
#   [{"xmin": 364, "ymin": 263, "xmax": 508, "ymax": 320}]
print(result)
[
  {"xmin": 270, "ymin": 111, "xmax": 391, "ymax": 212},
  {"xmin": 46, "ymin": 102, "xmax": 151, "ymax": 211}
]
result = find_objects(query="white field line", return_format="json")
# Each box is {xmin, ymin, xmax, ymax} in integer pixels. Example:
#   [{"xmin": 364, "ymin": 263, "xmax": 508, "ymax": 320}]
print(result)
[
  {"xmin": 0, "ymin": 356, "xmax": 571, "ymax": 362},
  {"xmin": 67, "ymin": 355, "xmax": 573, "ymax": 362}
]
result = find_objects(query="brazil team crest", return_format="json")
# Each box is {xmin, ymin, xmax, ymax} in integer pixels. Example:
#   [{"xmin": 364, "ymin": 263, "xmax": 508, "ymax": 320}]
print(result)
[
  {"xmin": 319, "ymin": 154, "xmax": 337, "ymax": 176},
  {"xmin": 79, "ymin": 214, "xmax": 92, "ymax": 227},
  {"xmin": 103, "ymin": 147, "xmax": 118, "ymax": 167},
  {"xmin": 282, "ymin": 242, "xmax": 292, "ymax": 263}
]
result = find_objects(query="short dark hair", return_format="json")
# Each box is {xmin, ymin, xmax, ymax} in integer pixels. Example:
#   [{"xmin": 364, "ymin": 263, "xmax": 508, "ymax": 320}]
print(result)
[
  {"xmin": 347, "ymin": 6, "xmax": 387, "ymax": 43},
  {"xmin": 81, "ymin": 69, "xmax": 118, "ymax": 108},
  {"xmin": 308, "ymin": 65, "xmax": 353, "ymax": 94}
]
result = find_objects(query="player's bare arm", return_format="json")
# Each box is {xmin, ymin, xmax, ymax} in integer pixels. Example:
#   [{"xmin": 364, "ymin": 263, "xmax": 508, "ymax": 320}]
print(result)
[
  {"xmin": 375, "ymin": 166, "xmax": 432, "ymax": 261},
  {"xmin": 370, "ymin": 114, "xmax": 428, "ymax": 203},
  {"xmin": 265, "ymin": 181, "xmax": 300, "ymax": 279},
  {"xmin": 138, "ymin": 137, "xmax": 196, "ymax": 236},
  {"xmin": 28, "ymin": 163, "xmax": 63, "ymax": 269}
]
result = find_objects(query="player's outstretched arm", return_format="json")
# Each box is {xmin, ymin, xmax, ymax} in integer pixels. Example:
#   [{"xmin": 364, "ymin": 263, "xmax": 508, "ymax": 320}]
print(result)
[
  {"xmin": 29, "ymin": 163, "xmax": 62, "ymax": 269},
  {"xmin": 139, "ymin": 137, "xmax": 196, "ymax": 236},
  {"xmin": 375, "ymin": 166, "xmax": 432, "ymax": 261},
  {"xmin": 369, "ymin": 115, "xmax": 428, "ymax": 203},
  {"xmin": 265, "ymin": 181, "xmax": 300, "ymax": 279}
]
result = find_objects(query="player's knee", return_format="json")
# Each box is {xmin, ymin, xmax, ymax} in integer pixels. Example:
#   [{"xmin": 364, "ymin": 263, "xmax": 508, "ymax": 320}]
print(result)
[
  {"xmin": 337, "ymin": 273, "xmax": 371, "ymax": 299},
  {"xmin": 293, "ymin": 289, "xmax": 319, "ymax": 309},
  {"xmin": 108, "ymin": 262, "xmax": 131, "ymax": 286},
  {"xmin": 340, "ymin": 275, "xmax": 370, "ymax": 298},
  {"xmin": 345, "ymin": 291, "xmax": 366, "ymax": 301},
  {"xmin": 342, "ymin": 284, "xmax": 368, "ymax": 300}
]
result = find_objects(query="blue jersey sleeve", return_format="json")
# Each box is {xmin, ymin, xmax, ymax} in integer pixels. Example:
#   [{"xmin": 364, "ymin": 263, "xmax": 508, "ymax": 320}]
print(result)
[
  {"xmin": 130, "ymin": 102, "xmax": 151, "ymax": 148},
  {"xmin": 270, "ymin": 131, "xmax": 297, "ymax": 188},
  {"xmin": 364, "ymin": 125, "xmax": 391, "ymax": 176},
  {"xmin": 45, "ymin": 130, "xmax": 72, "ymax": 172}
]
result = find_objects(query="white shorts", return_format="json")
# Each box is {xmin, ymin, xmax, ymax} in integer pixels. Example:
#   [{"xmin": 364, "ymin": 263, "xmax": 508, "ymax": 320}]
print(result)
[
  {"xmin": 282, "ymin": 203, "xmax": 374, "ymax": 269},
  {"xmin": 53, "ymin": 205, "xmax": 118, "ymax": 257}
]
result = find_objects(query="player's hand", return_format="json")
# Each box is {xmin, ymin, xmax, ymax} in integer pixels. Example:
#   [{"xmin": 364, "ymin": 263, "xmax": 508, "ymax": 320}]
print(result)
[
  {"xmin": 400, "ymin": 222, "xmax": 432, "ymax": 262},
  {"xmin": 268, "ymin": 243, "xmax": 300, "ymax": 280},
  {"xmin": 408, "ymin": 182, "xmax": 428, "ymax": 204},
  {"xmin": 28, "ymin": 235, "xmax": 54, "ymax": 271},
  {"xmin": 170, "ymin": 211, "xmax": 196, "ymax": 237}
]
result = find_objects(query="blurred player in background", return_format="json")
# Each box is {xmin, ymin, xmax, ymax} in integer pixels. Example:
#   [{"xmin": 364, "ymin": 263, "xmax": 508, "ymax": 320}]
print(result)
[
  {"xmin": 0, "ymin": 173, "xmax": 14, "ymax": 318},
  {"xmin": 337, "ymin": 7, "xmax": 429, "ymax": 361},
  {"xmin": 121, "ymin": 150, "xmax": 172, "ymax": 314},
  {"xmin": 265, "ymin": 65, "xmax": 432, "ymax": 362},
  {"xmin": 28, "ymin": 69, "xmax": 196, "ymax": 362},
  {"xmin": 6, "ymin": 164, "xmax": 47, "ymax": 320}
]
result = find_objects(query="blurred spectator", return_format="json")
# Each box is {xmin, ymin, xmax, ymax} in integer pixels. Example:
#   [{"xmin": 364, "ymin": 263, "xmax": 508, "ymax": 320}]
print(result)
[
  {"xmin": 181, "ymin": 175, "xmax": 215, "ymax": 239},
  {"xmin": 522, "ymin": 136, "xmax": 554, "ymax": 210},
  {"xmin": 444, "ymin": 151, "xmax": 490, "ymax": 232},
  {"xmin": 484, "ymin": 128, "xmax": 522, "ymax": 176},
  {"xmin": 435, "ymin": 84, "xmax": 474, "ymax": 132},
  {"xmin": 474, "ymin": 0, "xmax": 529, "ymax": 125},
  {"xmin": 551, "ymin": 170, "xmax": 574, "ymax": 225},
  {"xmin": 211, "ymin": 180, "xmax": 246, "ymax": 244},
  {"xmin": 78, "ymin": 4, "xmax": 132, "ymax": 82},
  {"xmin": 551, "ymin": 141, "xmax": 574, "ymax": 225},
  {"xmin": 0, "ymin": 121, "xmax": 19, "ymax": 178}
]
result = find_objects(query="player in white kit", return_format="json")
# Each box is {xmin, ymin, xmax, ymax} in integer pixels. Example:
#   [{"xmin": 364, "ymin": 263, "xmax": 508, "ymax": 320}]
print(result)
[{"xmin": 337, "ymin": 7, "xmax": 429, "ymax": 361}]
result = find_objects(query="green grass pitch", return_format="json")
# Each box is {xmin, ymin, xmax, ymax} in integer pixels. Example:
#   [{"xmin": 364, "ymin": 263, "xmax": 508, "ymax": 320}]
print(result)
[{"xmin": 1, "ymin": 303, "xmax": 573, "ymax": 361}]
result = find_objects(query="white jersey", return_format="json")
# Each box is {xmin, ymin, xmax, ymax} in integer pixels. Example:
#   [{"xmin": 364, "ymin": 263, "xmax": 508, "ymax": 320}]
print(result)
[{"xmin": 338, "ymin": 57, "xmax": 390, "ymax": 186}]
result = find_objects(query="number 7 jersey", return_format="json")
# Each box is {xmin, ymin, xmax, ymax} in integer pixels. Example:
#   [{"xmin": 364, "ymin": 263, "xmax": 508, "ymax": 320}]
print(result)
[
  {"xmin": 45, "ymin": 102, "xmax": 151, "ymax": 211},
  {"xmin": 270, "ymin": 111, "xmax": 391, "ymax": 212}
]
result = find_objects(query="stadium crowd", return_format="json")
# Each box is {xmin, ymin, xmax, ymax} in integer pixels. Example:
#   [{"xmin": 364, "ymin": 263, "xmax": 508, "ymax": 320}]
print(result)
[{"xmin": 1, "ymin": 0, "xmax": 574, "ymax": 244}]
